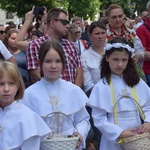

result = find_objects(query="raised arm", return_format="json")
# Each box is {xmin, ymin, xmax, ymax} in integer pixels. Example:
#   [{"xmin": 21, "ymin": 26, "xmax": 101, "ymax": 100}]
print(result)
[{"xmin": 15, "ymin": 7, "xmax": 34, "ymax": 51}]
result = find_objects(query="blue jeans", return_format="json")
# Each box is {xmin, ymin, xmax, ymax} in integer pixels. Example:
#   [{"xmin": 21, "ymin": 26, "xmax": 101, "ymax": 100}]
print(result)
[{"xmin": 145, "ymin": 74, "xmax": 150, "ymax": 87}]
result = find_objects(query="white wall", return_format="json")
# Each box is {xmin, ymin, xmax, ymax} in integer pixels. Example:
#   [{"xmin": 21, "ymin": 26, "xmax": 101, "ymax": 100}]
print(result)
[{"xmin": 0, "ymin": 9, "xmax": 21, "ymax": 26}]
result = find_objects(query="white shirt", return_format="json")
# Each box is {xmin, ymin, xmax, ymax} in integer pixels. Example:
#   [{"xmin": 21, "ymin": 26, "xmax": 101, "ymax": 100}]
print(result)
[
  {"xmin": 75, "ymin": 39, "xmax": 86, "ymax": 55},
  {"xmin": 80, "ymin": 47, "xmax": 103, "ymax": 92},
  {"xmin": 136, "ymin": 20, "xmax": 144, "ymax": 29},
  {"xmin": 0, "ymin": 40, "xmax": 12, "ymax": 60},
  {"xmin": 21, "ymin": 78, "xmax": 90, "ymax": 149},
  {"xmin": 0, "ymin": 101, "xmax": 50, "ymax": 150}
]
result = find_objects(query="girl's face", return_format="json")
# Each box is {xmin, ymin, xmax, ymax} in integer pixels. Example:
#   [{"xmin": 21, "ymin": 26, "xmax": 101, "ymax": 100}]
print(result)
[
  {"xmin": 90, "ymin": 27, "xmax": 106, "ymax": 47},
  {"xmin": 106, "ymin": 50, "xmax": 129, "ymax": 77},
  {"xmin": 8, "ymin": 32, "xmax": 17, "ymax": 49},
  {"xmin": 0, "ymin": 72, "xmax": 18, "ymax": 109},
  {"xmin": 108, "ymin": 8, "xmax": 124, "ymax": 29},
  {"xmin": 42, "ymin": 48, "xmax": 63, "ymax": 83}
]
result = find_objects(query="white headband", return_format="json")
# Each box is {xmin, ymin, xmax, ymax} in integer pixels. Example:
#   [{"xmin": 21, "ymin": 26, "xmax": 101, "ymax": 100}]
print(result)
[{"xmin": 104, "ymin": 43, "xmax": 135, "ymax": 57}]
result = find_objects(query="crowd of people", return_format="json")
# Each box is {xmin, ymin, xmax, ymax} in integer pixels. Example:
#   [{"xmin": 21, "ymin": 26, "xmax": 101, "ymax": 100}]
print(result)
[{"xmin": 0, "ymin": 1, "xmax": 150, "ymax": 150}]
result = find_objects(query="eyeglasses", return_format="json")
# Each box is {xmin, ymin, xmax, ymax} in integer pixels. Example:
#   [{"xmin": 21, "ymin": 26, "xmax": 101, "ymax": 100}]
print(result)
[
  {"xmin": 111, "ymin": 14, "xmax": 124, "ymax": 19},
  {"xmin": 0, "ymin": 31, "xmax": 5, "ymax": 34},
  {"xmin": 75, "ymin": 31, "xmax": 81, "ymax": 34},
  {"xmin": 54, "ymin": 19, "xmax": 70, "ymax": 25}
]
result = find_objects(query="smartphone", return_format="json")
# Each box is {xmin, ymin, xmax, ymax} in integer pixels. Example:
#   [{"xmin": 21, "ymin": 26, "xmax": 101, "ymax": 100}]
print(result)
[{"xmin": 33, "ymin": 6, "xmax": 44, "ymax": 15}]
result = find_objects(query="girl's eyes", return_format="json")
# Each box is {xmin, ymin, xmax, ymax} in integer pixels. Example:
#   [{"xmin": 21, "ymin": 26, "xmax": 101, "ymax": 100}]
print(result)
[
  {"xmin": 56, "ymin": 60, "xmax": 62, "ymax": 63},
  {"xmin": 113, "ymin": 58, "xmax": 118, "ymax": 61},
  {"xmin": 0, "ymin": 82, "xmax": 14, "ymax": 85},
  {"xmin": 113, "ymin": 58, "xmax": 128, "ymax": 62},
  {"xmin": 44, "ymin": 60, "xmax": 62, "ymax": 63}
]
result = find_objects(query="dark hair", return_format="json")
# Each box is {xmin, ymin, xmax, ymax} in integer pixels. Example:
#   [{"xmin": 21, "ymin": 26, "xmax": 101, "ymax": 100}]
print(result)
[
  {"xmin": 39, "ymin": 40, "xmax": 66, "ymax": 77},
  {"xmin": 101, "ymin": 37, "xmax": 140, "ymax": 87},
  {"xmin": 72, "ymin": 17, "xmax": 81, "ymax": 23},
  {"xmin": 18, "ymin": 23, "xmax": 23, "ymax": 29},
  {"xmin": 85, "ymin": 25, "xmax": 90, "ymax": 33},
  {"xmin": 98, "ymin": 18, "xmax": 108, "ymax": 26},
  {"xmin": 35, "ymin": 15, "xmax": 42, "ymax": 29},
  {"xmin": 27, "ymin": 24, "xmax": 36, "ymax": 39},
  {"xmin": 5, "ymin": 25, "xmax": 16, "ymax": 34},
  {"xmin": 47, "ymin": 8, "xmax": 68, "ymax": 26},
  {"xmin": 0, "ymin": 53, "xmax": 4, "ymax": 61},
  {"xmin": 89, "ymin": 21, "xmax": 106, "ymax": 34}
]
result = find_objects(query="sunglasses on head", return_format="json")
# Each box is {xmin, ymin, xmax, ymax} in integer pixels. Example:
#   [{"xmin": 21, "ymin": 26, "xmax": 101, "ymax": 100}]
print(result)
[
  {"xmin": 111, "ymin": 14, "xmax": 124, "ymax": 19},
  {"xmin": 54, "ymin": 19, "xmax": 70, "ymax": 25},
  {"xmin": 0, "ymin": 31, "xmax": 5, "ymax": 34}
]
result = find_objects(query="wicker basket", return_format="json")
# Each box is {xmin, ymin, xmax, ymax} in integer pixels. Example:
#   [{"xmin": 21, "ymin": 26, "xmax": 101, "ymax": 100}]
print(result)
[
  {"xmin": 41, "ymin": 135, "xmax": 79, "ymax": 150},
  {"xmin": 120, "ymin": 132, "xmax": 150, "ymax": 150},
  {"xmin": 40, "ymin": 112, "xmax": 80, "ymax": 150},
  {"xmin": 113, "ymin": 96, "xmax": 150, "ymax": 150}
]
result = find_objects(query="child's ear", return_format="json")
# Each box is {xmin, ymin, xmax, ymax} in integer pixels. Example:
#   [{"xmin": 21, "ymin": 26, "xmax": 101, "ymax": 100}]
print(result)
[{"xmin": 105, "ymin": 56, "xmax": 109, "ymax": 62}]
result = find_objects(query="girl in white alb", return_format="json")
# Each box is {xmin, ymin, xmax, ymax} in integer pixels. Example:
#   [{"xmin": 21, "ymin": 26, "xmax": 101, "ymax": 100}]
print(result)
[
  {"xmin": 0, "ymin": 61, "xmax": 50, "ymax": 150},
  {"xmin": 88, "ymin": 37, "xmax": 150, "ymax": 150},
  {"xmin": 21, "ymin": 40, "xmax": 90, "ymax": 150}
]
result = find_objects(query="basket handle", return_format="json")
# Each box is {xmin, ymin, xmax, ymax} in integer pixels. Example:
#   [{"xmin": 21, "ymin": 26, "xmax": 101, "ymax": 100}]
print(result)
[
  {"xmin": 45, "ymin": 111, "xmax": 78, "ymax": 135},
  {"xmin": 113, "ymin": 96, "xmax": 145, "ymax": 125}
]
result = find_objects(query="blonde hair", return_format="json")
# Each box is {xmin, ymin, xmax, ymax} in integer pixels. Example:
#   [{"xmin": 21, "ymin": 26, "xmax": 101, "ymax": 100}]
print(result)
[
  {"xmin": 107, "ymin": 4, "xmax": 123, "ymax": 17},
  {"xmin": 0, "ymin": 61, "xmax": 24, "ymax": 100}
]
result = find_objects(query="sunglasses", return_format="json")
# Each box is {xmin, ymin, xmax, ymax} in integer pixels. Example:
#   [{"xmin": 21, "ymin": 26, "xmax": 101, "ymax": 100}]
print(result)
[
  {"xmin": 75, "ymin": 31, "xmax": 81, "ymax": 34},
  {"xmin": 0, "ymin": 31, "xmax": 5, "ymax": 34},
  {"xmin": 111, "ymin": 14, "xmax": 124, "ymax": 19},
  {"xmin": 54, "ymin": 19, "xmax": 70, "ymax": 25}
]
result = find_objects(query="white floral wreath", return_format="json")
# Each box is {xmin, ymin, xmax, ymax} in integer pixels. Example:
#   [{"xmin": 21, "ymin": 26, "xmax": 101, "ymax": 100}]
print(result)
[{"xmin": 104, "ymin": 43, "xmax": 135, "ymax": 57}]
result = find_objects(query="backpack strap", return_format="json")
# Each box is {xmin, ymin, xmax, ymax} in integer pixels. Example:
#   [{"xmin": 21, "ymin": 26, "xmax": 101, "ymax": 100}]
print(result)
[{"xmin": 143, "ymin": 23, "xmax": 150, "ymax": 32}]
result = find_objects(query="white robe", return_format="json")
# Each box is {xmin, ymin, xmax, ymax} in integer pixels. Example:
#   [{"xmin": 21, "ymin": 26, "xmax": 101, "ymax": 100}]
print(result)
[
  {"xmin": 21, "ymin": 78, "xmax": 90, "ymax": 149},
  {"xmin": 88, "ymin": 75, "xmax": 150, "ymax": 150},
  {"xmin": 0, "ymin": 101, "xmax": 50, "ymax": 150}
]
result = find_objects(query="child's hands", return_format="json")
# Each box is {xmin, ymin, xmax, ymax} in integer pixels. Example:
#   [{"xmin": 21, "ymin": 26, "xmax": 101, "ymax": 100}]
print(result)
[
  {"xmin": 139, "ymin": 122, "xmax": 150, "ymax": 133},
  {"xmin": 118, "ymin": 129, "xmax": 136, "ymax": 139},
  {"xmin": 133, "ymin": 52, "xmax": 143, "ymax": 62},
  {"xmin": 73, "ymin": 132, "xmax": 83, "ymax": 149}
]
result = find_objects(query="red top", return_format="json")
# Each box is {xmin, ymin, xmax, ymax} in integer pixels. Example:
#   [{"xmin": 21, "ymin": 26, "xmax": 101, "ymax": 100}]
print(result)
[{"xmin": 136, "ymin": 19, "xmax": 150, "ymax": 74}]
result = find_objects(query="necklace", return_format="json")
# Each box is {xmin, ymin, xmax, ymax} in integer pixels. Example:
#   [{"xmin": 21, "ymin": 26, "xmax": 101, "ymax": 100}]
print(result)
[
  {"xmin": 43, "ymin": 79, "xmax": 61, "ymax": 111},
  {"xmin": 107, "ymin": 24, "xmax": 136, "ymax": 46}
]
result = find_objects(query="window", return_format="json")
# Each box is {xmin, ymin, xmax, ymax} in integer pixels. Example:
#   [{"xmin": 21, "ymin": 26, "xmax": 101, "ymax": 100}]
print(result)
[{"xmin": 6, "ymin": 12, "xmax": 14, "ymax": 19}]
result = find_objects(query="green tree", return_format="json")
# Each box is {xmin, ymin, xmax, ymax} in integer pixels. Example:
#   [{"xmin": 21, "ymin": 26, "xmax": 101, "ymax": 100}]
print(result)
[
  {"xmin": 67, "ymin": 0, "xmax": 101, "ymax": 20},
  {"xmin": 0, "ymin": 0, "xmax": 100, "ymax": 21},
  {"xmin": 100, "ymin": 0, "xmax": 148, "ymax": 18},
  {"xmin": 134, "ymin": 0, "xmax": 148, "ymax": 15},
  {"xmin": 0, "ymin": 0, "xmax": 61, "ymax": 18}
]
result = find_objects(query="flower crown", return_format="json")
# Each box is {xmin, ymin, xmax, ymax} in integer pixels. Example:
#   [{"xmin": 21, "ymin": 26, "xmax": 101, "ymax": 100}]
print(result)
[{"xmin": 104, "ymin": 43, "xmax": 135, "ymax": 57}]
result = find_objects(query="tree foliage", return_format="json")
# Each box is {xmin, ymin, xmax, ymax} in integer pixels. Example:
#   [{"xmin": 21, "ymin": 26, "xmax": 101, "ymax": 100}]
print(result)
[
  {"xmin": 0, "ymin": 0, "xmax": 100, "ymax": 20},
  {"xmin": 0, "ymin": 0, "xmax": 62, "ymax": 17},
  {"xmin": 0, "ymin": 0, "xmax": 147, "ymax": 21},
  {"xmin": 101, "ymin": 0, "xmax": 147, "ymax": 18}
]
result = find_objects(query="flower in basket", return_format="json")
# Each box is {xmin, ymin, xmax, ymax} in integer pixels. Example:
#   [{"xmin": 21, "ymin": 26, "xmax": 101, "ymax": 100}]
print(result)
[{"xmin": 132, "ymin": 129, "xmax": 141, "ymax": 134}]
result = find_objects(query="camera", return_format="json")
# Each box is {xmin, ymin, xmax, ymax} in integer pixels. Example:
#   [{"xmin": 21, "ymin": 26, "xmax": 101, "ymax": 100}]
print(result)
[{"xmin": 33, "ymin": 6, "xmax": 44, "ymax": 15}]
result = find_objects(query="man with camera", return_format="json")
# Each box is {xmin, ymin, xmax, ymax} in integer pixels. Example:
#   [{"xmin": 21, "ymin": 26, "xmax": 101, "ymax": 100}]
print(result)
[{"xmin": 25, "ymin": 7, "xmax": 83, "ymax": 87}]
